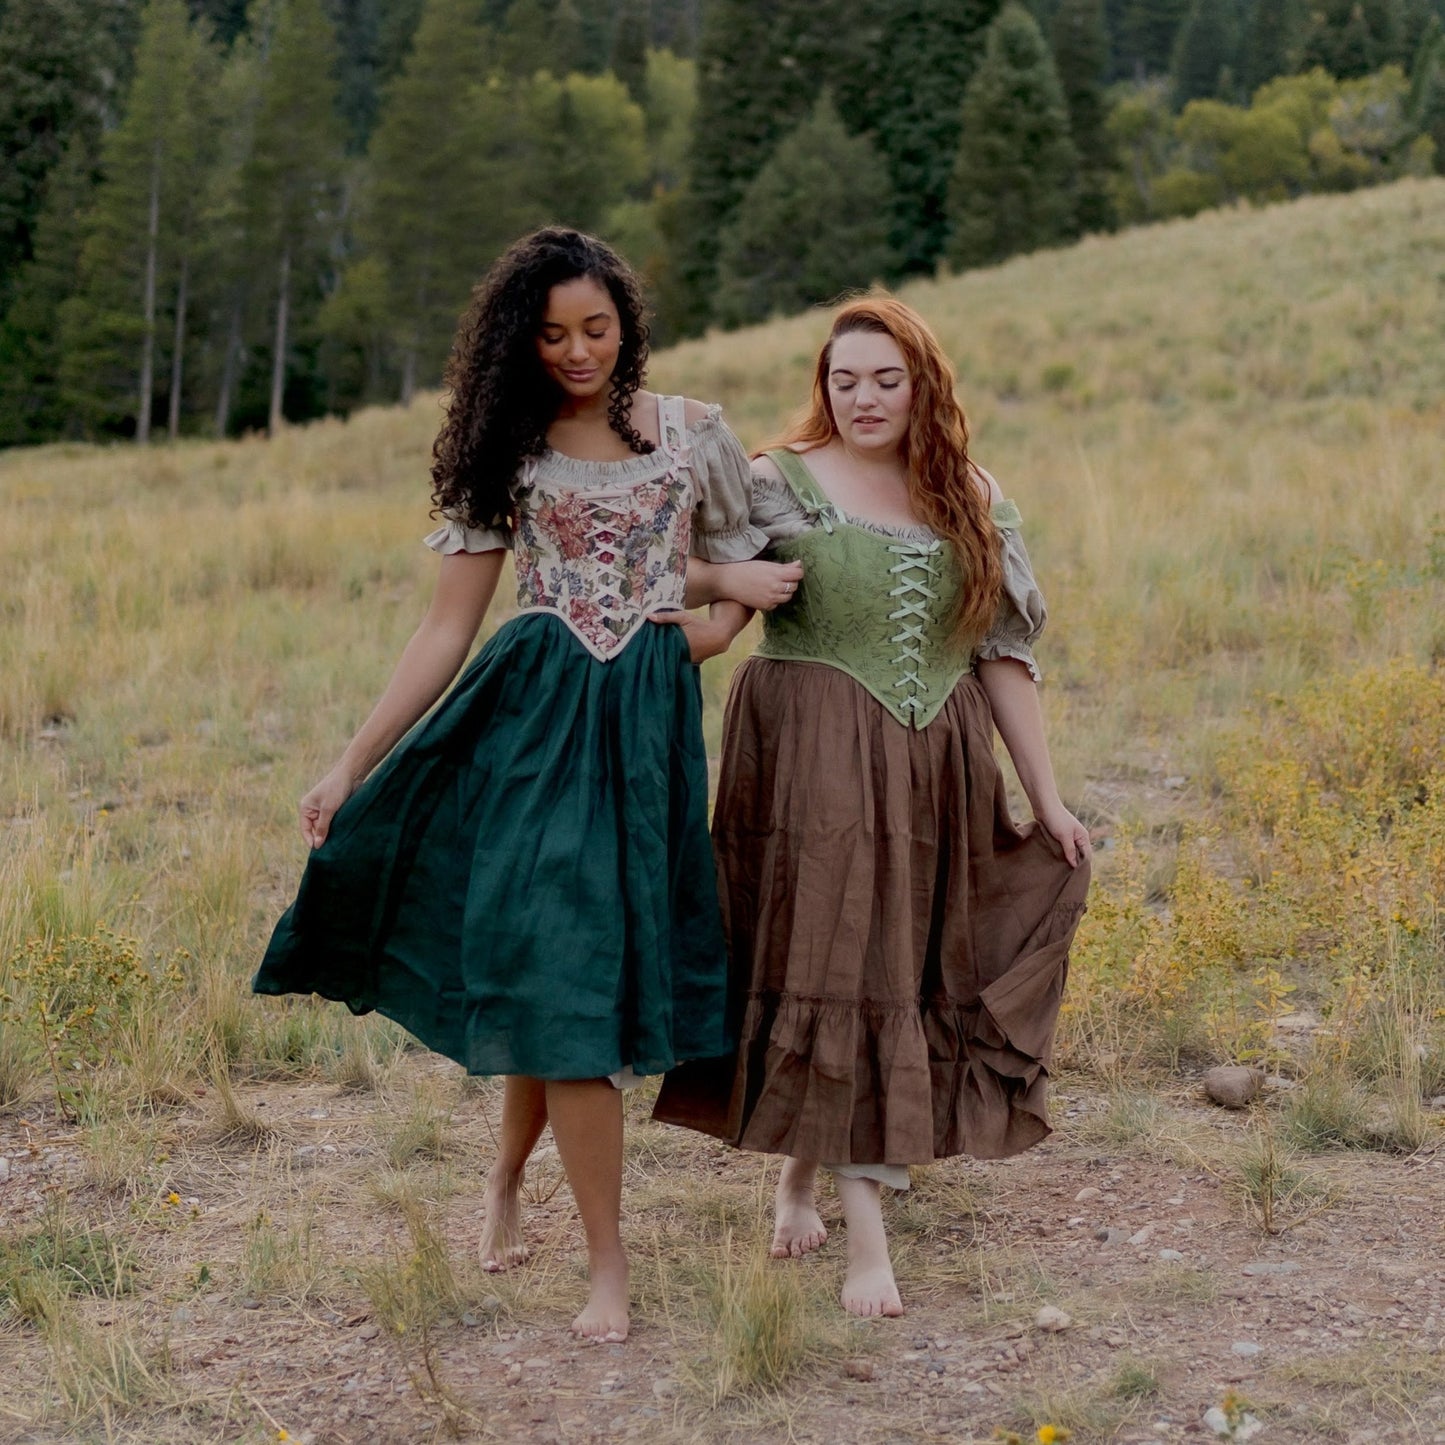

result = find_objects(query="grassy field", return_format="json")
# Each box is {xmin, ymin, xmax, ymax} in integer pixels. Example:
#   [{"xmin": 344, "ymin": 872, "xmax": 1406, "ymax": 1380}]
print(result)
[{"xmin": 2, "ymin": 178, "xmax": 1444, "ymax": 1442}]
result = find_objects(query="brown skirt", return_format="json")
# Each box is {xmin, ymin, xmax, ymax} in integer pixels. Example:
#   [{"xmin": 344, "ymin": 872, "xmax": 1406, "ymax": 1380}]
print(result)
[{"xmin": 653, "ymin": 657, "xmax": 1089, "ymax": 1165}]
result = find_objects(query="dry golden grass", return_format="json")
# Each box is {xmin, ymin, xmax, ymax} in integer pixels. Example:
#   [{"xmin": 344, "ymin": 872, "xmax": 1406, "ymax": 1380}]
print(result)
[{"xmin": 4, "ymin": 179, "xmax": 1445, "ymax": 1441}]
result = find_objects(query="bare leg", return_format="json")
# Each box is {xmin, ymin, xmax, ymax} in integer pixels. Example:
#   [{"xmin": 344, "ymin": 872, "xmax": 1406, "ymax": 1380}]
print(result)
[
  {"xmin": 771, "ymin": 1156, "xmax": 828, "ymax": 1258},
  {"xmin": 835, "ymin": 1174, "xmax": 904, "ymax": 1318},
  {"xmin": 546, "ymin": 1078, "xmax": 629, "ymax": 1342},
  {"xmin": 480, "ymin": 1075, "xmax": 548, "ymax": 1271}
]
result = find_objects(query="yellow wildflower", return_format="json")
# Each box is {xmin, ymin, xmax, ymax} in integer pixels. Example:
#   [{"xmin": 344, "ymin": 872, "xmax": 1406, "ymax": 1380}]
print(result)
[
  {"xmin": 165, "ymin": 1191, "xmax": 181, "ymax": 1206},
  {"xmin": 1037, "ymin": 1428, "xmax": 1071, "ymax": 1444}
]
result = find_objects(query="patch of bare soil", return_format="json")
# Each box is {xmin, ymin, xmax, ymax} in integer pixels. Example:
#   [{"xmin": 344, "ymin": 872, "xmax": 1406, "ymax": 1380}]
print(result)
[{"xmin": 1, "ymin": 1064, "xmax": 1441, "ymax": 1445}]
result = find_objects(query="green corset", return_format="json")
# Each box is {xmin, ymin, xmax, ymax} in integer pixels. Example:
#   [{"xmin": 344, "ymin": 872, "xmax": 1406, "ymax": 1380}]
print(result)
[{"xmin": 755, "ymin": 450, "xmax": 1021, "ymax": 730}]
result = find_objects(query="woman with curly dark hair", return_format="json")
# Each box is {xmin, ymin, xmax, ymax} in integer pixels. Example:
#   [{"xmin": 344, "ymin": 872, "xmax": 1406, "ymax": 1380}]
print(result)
[{"xmin": 254, "ymin": 228, "xmax": 799, "ymax": 1342}]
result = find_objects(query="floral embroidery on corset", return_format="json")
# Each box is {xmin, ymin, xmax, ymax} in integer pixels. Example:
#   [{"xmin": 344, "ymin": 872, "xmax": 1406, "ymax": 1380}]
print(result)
[{"xmin": 510, "ymin": 402, "xmax": 695, "ymax": 661}]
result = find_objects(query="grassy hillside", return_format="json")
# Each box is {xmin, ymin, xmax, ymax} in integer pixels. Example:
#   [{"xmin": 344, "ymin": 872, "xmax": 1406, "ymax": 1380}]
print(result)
[{"xmin": 2, "ymin": 180, "xmax": 1444, "ymax": 1441}]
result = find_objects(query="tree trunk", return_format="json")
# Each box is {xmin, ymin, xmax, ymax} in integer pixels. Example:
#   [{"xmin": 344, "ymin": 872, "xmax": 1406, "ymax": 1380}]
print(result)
[
  {"xmin": 137, "ymin": 141, "xmax": 162, "ymax": 444},
  {"xmin": 215, "ymin": 297, "xmax": 243, "ymax": 438},
  {"xmin": 167, "ymin": 253, "xmax": 189, "ymax": 441},
  {"xmin": 268, "ymin": 244, "xmax": 291, "ymax": 436}
]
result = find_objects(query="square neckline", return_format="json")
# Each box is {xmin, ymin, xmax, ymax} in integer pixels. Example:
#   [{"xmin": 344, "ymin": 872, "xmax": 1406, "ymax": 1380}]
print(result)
[{"xmin": 779, "ymin": 447, "xmax": 939, "ymax": 542}]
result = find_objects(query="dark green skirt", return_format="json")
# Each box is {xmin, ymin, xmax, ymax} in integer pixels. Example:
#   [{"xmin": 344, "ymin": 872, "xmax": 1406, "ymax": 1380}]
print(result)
[{"xmin": 253, "ymin": 612, "xmax": 730, "ymax": 1080}]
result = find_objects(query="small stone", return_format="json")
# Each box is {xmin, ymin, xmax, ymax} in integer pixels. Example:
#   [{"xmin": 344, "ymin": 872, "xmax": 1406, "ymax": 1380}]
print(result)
[
  {"xmin": 481, "ymin": 1295, "xmax": 503, "ymax": 1312},
  {"xmin": 357, "ymin": 1324, "xmax": 381, "ymax": 1340},
  {"xmin": 926, "ymin": 1360, "xmax": 945, "ymax": 1376},
  {"xmin": 1158, "ymin": 1249, "xmax": 1186, "ymax": 1263},
  {"xmin": 1242, "ymin": 1261, "xmax": 1300, "ymax": 1277},
  {"xmin": 1074, "ymin": 1186, "xmax": 1103, "ymax": 1202},
  {"xmin": 1428, "ymin": 1096, "xmax": 1445, "ymax": 1112},
  {"xmin": 1231, "ymin": 1341, "xmax": 1262, "ymax": 1358},
  {"xmin": 0, "ymin": 1158, "xmax": 9, "ymax": 1181},
  {"xmin": 1095, "ymin": 1226, "xmax": 1130, "ymax": 1245},
  {"xmin": 1128, "ymin": 1225, "xmax": 1154, "ymax": 1246},
  {"xmin": 1203, "ymin": 1066, "xmax": 1265, "ymax": 1109},
  {"xmin": 1203, "ymin": 1406, "xmax": 1264, "ymax": 1440},
  {"xmin": 652, "ymin": 1378, "xmax": 678, "ymax": 1398},
  {"xmin": 239, "ymin": 1298, "xmax": 261, "ymax": 1310},
  {"xmin": 1102, "ymin": 1328, "xmax": 1128, "ymax": 1349},
  {"xmin": 523, "ymin": 1358, "xmax": 548, "ymax": 1370},
  {"xmin": 1035, "ymin": 1305, "xmax": 1072, "ymax": 1333},
  {"xmin": 1164, "ymin": 775, "xmax": 1187, "ymax": 790}
]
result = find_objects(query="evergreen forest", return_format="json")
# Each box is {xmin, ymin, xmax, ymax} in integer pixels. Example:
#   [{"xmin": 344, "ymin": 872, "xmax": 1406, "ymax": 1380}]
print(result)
[{"xmin": 3, "ymin": 0, "xmax": 1444, "ymax": 445}]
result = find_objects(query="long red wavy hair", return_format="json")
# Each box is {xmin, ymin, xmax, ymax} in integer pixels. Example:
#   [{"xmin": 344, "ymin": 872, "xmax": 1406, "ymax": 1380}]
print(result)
[{"xmin": 768, "ymin": 296, "xmax": 1003, "ymax": 647}]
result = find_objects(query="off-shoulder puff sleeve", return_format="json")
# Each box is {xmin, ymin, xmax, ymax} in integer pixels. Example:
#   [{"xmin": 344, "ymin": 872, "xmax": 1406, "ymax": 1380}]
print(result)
[
  {"xmin": 422, "ymin": 508, "xmax": 512, "ymax": 554},
  {"xmin": 976, "ymin": 499, "xmax": 1047, "ymax": 681},
  {"xmin": 688, "ymin": 408, "xmax": 770, "ymax": 563}
]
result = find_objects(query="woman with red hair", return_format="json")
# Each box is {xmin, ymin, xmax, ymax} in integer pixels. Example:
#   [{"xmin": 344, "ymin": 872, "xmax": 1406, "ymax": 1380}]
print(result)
[{"xmin": 657, "ymin": 296, "xmax": 1090, "ymax": 1318}]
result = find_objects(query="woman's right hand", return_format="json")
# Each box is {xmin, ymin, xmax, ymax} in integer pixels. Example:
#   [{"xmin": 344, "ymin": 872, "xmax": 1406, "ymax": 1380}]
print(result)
[
  {"xmin": 712, "ymin": 558, "xmax": 804, "ymax": 611},
  {"xmin": 299, "ymin": 766, "xmax": 360, "ymax": 849}
]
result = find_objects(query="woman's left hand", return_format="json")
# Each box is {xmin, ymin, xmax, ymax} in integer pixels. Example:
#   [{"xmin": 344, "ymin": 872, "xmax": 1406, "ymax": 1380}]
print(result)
[
  {"xmin": 1035, "ymin": 803, "xmax": 1092, "ymax": 868},
  {"xmin": 648, "ymin": 609, "xmax": 735, "ymax": 663}
]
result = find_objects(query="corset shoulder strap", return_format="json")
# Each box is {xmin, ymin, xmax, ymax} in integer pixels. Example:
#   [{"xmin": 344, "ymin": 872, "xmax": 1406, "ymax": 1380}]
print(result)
[{"xmin": 656, "ymin": 394, "xmax": 687, "ymax": 462}]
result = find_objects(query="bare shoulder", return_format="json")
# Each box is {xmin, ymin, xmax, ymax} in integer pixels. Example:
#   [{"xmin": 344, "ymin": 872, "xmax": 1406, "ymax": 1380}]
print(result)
[
  {"xmin": 682, "ymin": 396, "xmax": 719, "ymax": 427},
  {"xmin": 750, "ymin": 451, "xmax": 786, "ymax": 483},
  {"xmin": 970, "ymin": 461, "xmax": 1004, "ymax": 506}
]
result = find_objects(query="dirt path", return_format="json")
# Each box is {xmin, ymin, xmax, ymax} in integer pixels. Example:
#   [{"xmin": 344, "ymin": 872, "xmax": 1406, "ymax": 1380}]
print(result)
[{"xmin": 2, "ymin": 1068, "xmax": 1442, "ymax": 1444}]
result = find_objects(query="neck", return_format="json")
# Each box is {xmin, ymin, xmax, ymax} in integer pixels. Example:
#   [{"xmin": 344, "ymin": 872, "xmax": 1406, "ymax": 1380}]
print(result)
[
  {"xmin": 553, "ymin": 387, "xmax": 614, "ymax": 422},
  {"xmin": 836, "ymin": 435, "xmax": 908, "ymax": 482}
]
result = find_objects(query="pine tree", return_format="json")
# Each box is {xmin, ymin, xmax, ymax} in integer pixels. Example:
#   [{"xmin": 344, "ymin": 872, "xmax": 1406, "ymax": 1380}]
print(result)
[
  {"xmin": 0, "ymin": 138, "xmax": 95, "ymax": 444},
  {"xmin": 946, "ymin": 2, "xmax": 1079, "ymax": 269},
  {"xmin": 240, "ymin": 0, "xmax": 346, "ymax": 433},
  {"xmin": 1240, "ymin": 0, "xmax": 1303, "ymax": 97},
  {"xmin": 200, "ymin": 27, "xmax": 266, "ymax": 438},
  {"xmin": 328, "ymin": 0, "xmax": 385, "ymax": 150},
  {"xmin": 361, "ymin": 0, "xmax": 538, "ymax": 403},
  {"xmin": 611, "ymin": 0, "xmax": 649, "ymax": 103},
  {"xmin": 651, "ymin": 0, "xmax": 698, "ymax": 55},
  {"xmin": 1116, "ymin": 0, "xmax": 1191, "ymax": 77},
  {"xmin": 1052, "ymin": 0, "xmax": 1115, "ymax": 230},
  {"xmin": 714, "ymin": 93, "xmax": 896, "ymax": 328},
  {"xmin": 838, "ymin": 0, "xmax": 1006, "ymax": 275},
  {"xmin": 678, "ymin": 0, "xmax": 847, "ymax": 333},
  {"xmin": 1409, "ymin": 14, "xmax": 1445, "ymax": 171},
  {"xmin": 1170, "ymin": 0, "xmax": 1239, "ymax": 104},
  {"xmin": 59, "ymin": 0, "xmax": 218, "ymax": 440},
  {"xmin": 0, "ymin": 0, "xmax": 118, "ymax": 293},
  {"xmin": 520, "ymin": 69, "xmax": 649, "ymax": 233},
  {"xmin": 1299, "ymin": 0, "xmax": 1406, "ymax": 78},
  {"xmin": 500, "ymin": 0, "xmax": 587, "ymax": 76}
]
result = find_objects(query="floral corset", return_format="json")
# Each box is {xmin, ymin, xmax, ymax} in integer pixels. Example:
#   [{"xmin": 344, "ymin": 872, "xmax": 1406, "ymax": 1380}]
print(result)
[{"xmin": 511, "ymin": 395, "xmax": 693, "ymax": 662}]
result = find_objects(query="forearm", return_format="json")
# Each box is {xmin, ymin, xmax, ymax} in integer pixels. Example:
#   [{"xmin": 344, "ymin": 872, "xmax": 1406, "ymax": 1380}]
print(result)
[
  {"xmin": 975, "ymin": 657, "xmax": 1063, "ymax": 816},
  {"xmin": 335, "ymin": 550, "xmax": 503, "ymax": 780},
  {"xmin": 335, "ymin": 621, "xmax": 474, "ymax": 779},
  {"xmin": 707, "ymin": 598, "xmax": 751, "ymax": 645},
  {"xmin": 684, "ymin": 556, "xmax": 725, "ymax": 607}
]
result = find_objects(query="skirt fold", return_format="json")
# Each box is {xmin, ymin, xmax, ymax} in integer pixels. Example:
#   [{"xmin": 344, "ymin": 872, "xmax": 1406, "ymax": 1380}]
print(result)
[
  {"xmin": 653, "ymin": 657, "xmax": 1089, "ymax": 1164},
  {"xmin": 254, "ymin": 614, "xmax": 729, "ymax": 1080}
]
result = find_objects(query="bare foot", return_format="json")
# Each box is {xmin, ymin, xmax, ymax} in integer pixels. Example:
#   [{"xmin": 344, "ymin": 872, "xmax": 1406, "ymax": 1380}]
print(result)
[
  {"xmin": 834, "ymin": 1172, "xmax": 904, "ymax": 1317},
  {"xmin": 479, "ymin": 1168, "xmax": 528, "ymax": 1272},
  {"xmin": 771, "ymin": 1157, "xmax": 827, "ymax": 1259},
  {"xmin": 841, "ymin": 1260, "xmax": 904, "ymax": 1318},
  {"xmin": 570, "ymin": 1249, "xmax": 629, "ymax": 1343}
]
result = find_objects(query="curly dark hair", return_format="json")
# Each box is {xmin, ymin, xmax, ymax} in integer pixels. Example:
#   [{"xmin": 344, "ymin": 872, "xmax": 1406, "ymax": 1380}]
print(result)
[{"xmin": 430, "ymin": 227, "xmax": 653, "ymax": 529}]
